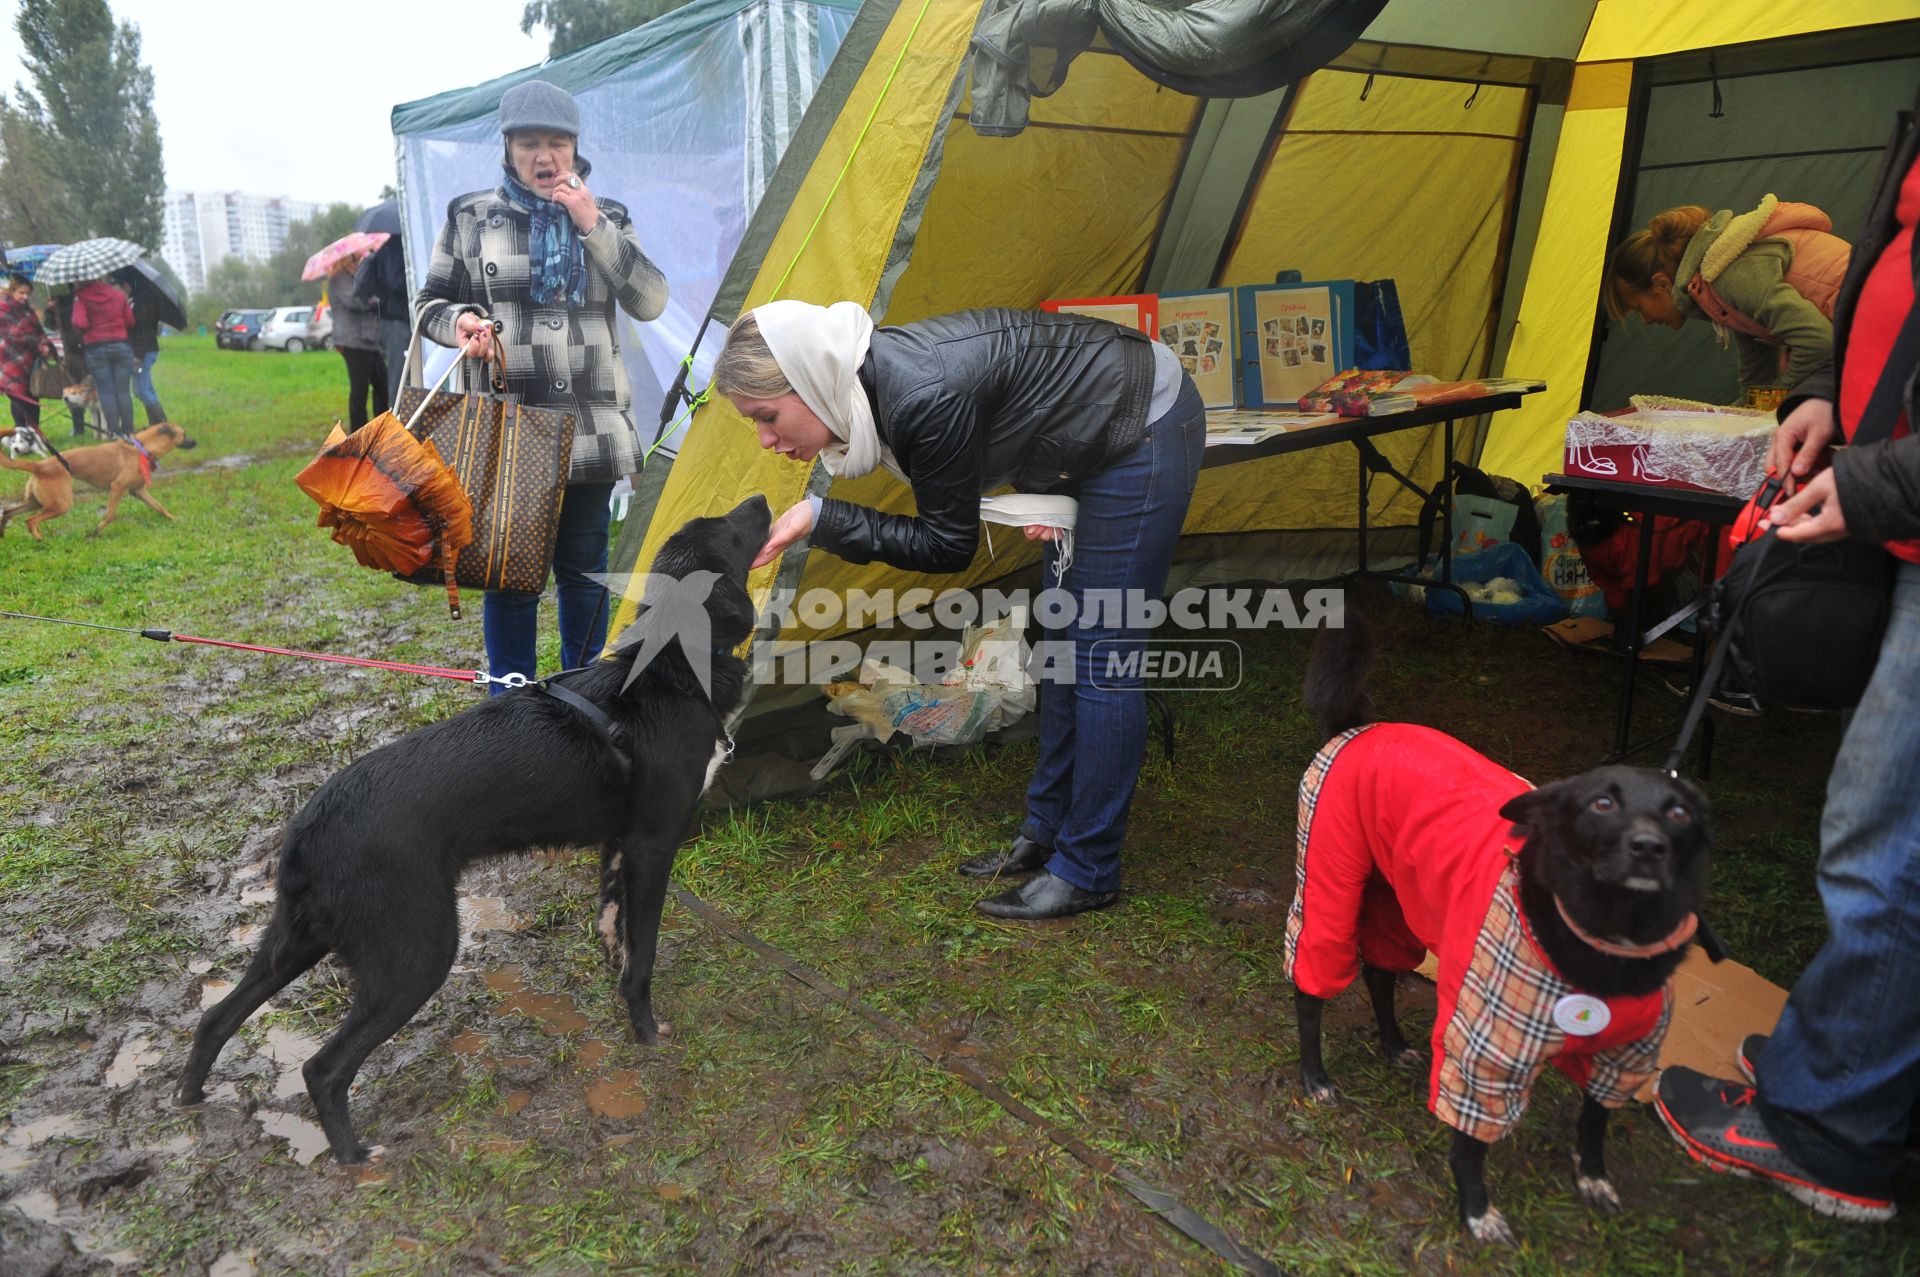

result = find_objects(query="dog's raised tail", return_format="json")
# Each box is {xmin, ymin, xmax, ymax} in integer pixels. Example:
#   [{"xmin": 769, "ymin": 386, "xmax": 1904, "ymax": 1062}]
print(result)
[{"xmin": 1303, "ymin": 613, "xmax": 1375, "ymax": 740}]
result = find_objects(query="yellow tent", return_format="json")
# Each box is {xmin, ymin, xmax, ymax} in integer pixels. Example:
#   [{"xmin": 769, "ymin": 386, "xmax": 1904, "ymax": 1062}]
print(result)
[{"xmin": 614, "ymin": 0, "xmax": 1919, "ymax": 669}]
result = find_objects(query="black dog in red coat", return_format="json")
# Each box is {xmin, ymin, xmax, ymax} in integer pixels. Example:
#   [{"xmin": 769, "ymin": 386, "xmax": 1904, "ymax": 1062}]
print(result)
[{"xmin": 1287, "ymin": 618, "xmax": 1711, "ymax": 1244}]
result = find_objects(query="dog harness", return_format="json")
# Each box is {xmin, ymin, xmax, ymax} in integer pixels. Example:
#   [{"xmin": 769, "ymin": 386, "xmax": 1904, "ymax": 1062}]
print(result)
[{"xmin": 1284, "ymin": 723, "xmax": 1671, "ymax": 1144}]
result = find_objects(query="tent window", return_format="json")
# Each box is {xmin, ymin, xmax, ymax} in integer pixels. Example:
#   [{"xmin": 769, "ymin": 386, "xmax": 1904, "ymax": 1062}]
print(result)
[{"xmin": 1589, "ymin": 44, "xmax": 1920, "ymax": 410}]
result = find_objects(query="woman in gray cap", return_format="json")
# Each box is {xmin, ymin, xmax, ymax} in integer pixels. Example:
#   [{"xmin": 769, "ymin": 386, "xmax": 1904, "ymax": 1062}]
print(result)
[{"xmin": 416, "ymin": 78, "xmax": 668, "ymax": 685}]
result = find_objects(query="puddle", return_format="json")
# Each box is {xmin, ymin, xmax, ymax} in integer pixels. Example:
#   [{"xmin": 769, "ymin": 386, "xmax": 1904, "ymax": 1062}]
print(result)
[
  {"xmin": 4, "ymin": 1113, "xmax": 82, "ymax": 1147},
  {"xmin": 584, "ymin": 1070, "xmax": 648, "ymax": 1120},
  {"xmin": 7, "ymin": 1188, "xmax": 60, "ymax": 1223},
  {"xmin": 209, "ymin": 1250, "xmax": 257, "ymax": 1276},
  {"xmin": 0, "ymin": 1146, "xmax": 30, "ymax": 1175},
  {"xmin": 604, "ymin": 1133, "xmax": 641, "ymax": 1148},
  {"xmin": 459, "ymin": 895, "xmax": 524, "ymax": 936},
  {"xmin": 576, "ymin": 1040, "xmax": 613, "ymax": 1069},
  {"xmin": 486, "ymin": 967, "xmax": 587, "ymax": 1034},
  {"xmin": 239, "ymin": 887, "xmax": 277, "ymax": 907},
  {"xmin": 502, "ymin": 1090, "xmax": 532, "ymax": 1115},
  {"xmin": 138, "ymin": 1135, "xmax": 195, "ymax": 1158},
  {"xmin": 255, "ymin": 1111, "xmax": 330, "ymax": 1165},
  {"xmin": 260, "ymin": 1026, "xmax": 324, "ymax": 1100},
  {"xmin": 229, "ymin": 923, "xmax": 265, "ymax": 947},
  {"xmin": 450, "ymin": 1032, "xmax": 490, "ymax": 1057},
  {"xmin": 188, "ymin": 959, "xmax": 215, "ymax": 976},
  {"xmin": 105, "ymin": 1033, "xmax": 162, "ymax": 1087}
]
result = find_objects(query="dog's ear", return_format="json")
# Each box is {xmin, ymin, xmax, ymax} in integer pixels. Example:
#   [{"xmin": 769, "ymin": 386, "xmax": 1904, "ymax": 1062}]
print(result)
[{"xmin": 1498, "ymin": 779, "xmax": 1577, "ymax": 831}]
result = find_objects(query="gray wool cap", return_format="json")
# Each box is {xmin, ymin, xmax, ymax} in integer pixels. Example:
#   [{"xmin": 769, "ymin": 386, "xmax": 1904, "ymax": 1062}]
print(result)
[{"xmin": 499, "ymin": 80, "xmax": 580, "ymax": 137}]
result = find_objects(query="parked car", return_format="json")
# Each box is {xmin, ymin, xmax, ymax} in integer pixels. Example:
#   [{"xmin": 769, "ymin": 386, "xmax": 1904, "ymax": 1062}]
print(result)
[
  {"xmin": 216, "ymin": 309, "xmax": 273, "ymax": 351},
  {"xmin": 257, "ymin": 306, "xmax": 334, "ymax": 353}
]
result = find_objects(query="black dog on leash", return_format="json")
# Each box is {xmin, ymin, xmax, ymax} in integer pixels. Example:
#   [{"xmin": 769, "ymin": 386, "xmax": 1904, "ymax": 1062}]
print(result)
[
  {"xmin": 176, "ymin": 495, "xmax": 770, "ymax": 1164},
  {"xmin": 1287, "ymin": 617, "xmax": 1711, "ymax": 1243}
]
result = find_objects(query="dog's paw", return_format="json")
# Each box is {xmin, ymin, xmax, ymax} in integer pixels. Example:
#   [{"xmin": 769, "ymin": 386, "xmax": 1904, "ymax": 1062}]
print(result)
[
  {"xmin": 1465, "ymin": 1207, "xmax": 1517, "ymax": 1246},
  {"xmin": 1576, "ymin": 1173, "xmax": 1622, "ymax": 1214},
  {"xmin": 1387, "ymin": 1046, "xmax": 1424, "ymax": 1070},
  {"xmin": 1303, "ymin": 1079, "xmax": 1341, "ymax": 1106},
  {"xmin": 173, "ymin": 1086, "xmax": 204, "ymax": 1108}
]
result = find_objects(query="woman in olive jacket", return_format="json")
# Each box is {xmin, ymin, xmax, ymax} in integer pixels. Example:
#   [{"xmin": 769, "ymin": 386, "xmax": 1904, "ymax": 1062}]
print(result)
[
  {"xmin": 416, "ymin": 79, "xmax": 667, "ymax": 684},
  {"xmin": 715, "ymin": 301, "xmax": 1205, "ymax": 920}
]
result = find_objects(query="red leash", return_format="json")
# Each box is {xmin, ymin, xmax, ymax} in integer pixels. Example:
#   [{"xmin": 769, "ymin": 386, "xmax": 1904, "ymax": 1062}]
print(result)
[{"xmin": 0, "ymin": 610, "xmax": 521, "ymax": 687}]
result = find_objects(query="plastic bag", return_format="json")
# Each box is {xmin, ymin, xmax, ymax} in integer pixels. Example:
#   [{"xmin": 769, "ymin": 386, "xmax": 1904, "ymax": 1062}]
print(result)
[
  {"xmin": 1421, "ymin": 541, "xmax": 1570, "ymax": 627},
  {"xmin": 1536, "ymin": 493, "xmax": 1607, "ymax": 618},
  {"xmin": 813, "ymin": 606, "xmax": 1036, "ymax": 780}
]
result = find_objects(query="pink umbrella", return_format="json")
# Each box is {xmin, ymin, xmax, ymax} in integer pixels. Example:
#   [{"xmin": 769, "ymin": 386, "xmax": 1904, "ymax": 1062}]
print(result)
[{"xmin": 302, "ymin": 231, "xmax": 391, "ymax": 282}]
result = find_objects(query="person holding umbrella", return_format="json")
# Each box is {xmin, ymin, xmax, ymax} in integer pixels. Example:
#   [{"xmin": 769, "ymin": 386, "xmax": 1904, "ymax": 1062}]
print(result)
[
  {"xmin": 69, "ymin": 276, "xmax": 135, "ymax": 437},
  {"xmin": 415, "ymin": 80, "xmax": 668, "ymax": 685},
  {"xmin": 329, "ymin": 253, "xmax": 386, "ymax": 429},
  {"xmin": 38, "ymin": 238, "xmax": 148, "ymax": 438},
  {"xmin": 113, "ymin": 260, "xmax": 186, "ymax": 427}
]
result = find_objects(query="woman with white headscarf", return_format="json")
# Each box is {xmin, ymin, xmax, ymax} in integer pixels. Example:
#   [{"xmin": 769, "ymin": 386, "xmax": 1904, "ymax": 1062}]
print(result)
[{"xmin": 713, "ymin": 302, "xmax": 1205, "ymax": 920}]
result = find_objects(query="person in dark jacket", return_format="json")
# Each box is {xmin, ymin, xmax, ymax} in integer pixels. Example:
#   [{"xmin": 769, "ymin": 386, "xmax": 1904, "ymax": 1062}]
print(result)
[
  {"xmin": 416, "ymin": 79, "xmax": 668, "ymax": 685},
  {"xmin": 713, "ymin": 301, "xmax": 1206, "ymax": 920},
  {"xmin": 1656, "ymin": 88, "xmax": 1920, "ymax": 1223},
  {"xmin": 124, "ymin": 280, "xmax": 167, "ymax": 425},
  {"xmin": 329, "ymin": 256, "xmax": 386, "ymax": 429},
  {"xmin": 358, "ymin": 236, "xmax": 410, "ymax": 394},
  {"xmin": 70, "ymin": 277, "xmax": 136, "ymax": 437},
  {"xmin": 46, "ymin": 290, "xmax": 90, "ymax": 437}
]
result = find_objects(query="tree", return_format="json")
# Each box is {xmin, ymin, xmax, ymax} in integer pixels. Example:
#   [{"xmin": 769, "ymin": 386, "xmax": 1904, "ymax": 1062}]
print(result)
[
  {"xmin": 0, "ymin": 99, "xmax": 80, "ymax": 246},
  {"xmin": 520, "ymin": 0, "xmax": 689, "ymax": 57},
  {"xmin": 7, "ymin": 0, "xmax": 165, "ymax": 248}
]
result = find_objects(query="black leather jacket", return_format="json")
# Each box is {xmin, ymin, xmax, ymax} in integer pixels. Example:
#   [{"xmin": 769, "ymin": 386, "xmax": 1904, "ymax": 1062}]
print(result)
[
  {"xmin": 1781, "ymin": 83, "xmax": 1920, "ymax": 547},
  {"xmin": 812, "ymin": 308, "xmax": 1156, "ymax": 572}
]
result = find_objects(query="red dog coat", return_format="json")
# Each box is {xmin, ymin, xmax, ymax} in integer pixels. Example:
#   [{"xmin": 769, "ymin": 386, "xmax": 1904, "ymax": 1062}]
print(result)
[{"xmin": 1284, "ymin": 723, "xmax": 1671, "ymax": 1143}]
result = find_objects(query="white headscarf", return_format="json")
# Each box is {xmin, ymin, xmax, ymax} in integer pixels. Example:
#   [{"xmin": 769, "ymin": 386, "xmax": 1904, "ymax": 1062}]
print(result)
[{"xmin": 752, "ymin": 300, "xmax": 905, "ymax": 481}]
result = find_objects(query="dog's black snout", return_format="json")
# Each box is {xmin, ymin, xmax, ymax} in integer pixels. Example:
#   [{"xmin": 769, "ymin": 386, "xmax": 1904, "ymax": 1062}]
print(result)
[{"xmin": 1628, "ymin": 831, "xmax": 1668, "ymax": 861}]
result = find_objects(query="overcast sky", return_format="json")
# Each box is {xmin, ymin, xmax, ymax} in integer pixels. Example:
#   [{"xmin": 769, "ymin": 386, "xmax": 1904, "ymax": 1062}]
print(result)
[{"xmin": 0, "ymin": 0, "xmax": 552, "ymax": 208}]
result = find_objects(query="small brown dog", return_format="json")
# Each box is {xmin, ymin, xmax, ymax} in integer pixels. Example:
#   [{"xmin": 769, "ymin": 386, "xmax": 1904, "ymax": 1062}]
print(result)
[{"xmin": 0, "ymin": 421, "xmax": 198, "ymax": 539}]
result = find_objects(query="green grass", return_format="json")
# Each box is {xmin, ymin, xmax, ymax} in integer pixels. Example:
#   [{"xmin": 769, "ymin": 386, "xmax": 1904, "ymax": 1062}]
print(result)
[{"xmin": 1, "ymin": 334, "xmax": 1916, "ymax": 1274}]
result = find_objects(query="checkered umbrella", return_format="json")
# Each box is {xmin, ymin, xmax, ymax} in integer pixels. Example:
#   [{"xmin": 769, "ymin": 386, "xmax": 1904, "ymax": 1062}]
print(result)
[{"xmin": 36, "ymin": 237, "xmax": 146, "ymax": 285}]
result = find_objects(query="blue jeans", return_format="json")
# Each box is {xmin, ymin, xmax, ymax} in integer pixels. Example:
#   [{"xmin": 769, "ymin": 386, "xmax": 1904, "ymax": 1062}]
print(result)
[
  {"xmin": 1020, "ymin": 378, "xmax": 1206, "ymax": 893},
  {"xmin": 1757, "ymin": 558, "xmax": 1920, "ymax": 1194},
  {"xmin": 483, "ymin": 481, "xmax": 614, "ymax": 690},
  {"xmin": 86, "ymin": 341, "xmax": 136, "ymax": 436},
  {"xmin": 133, "ymin": 349, "xmax": 163, "ymax": 422}
]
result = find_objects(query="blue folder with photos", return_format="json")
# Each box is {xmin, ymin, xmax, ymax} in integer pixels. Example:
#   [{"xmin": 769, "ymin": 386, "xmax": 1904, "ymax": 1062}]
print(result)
[{"xmin": 1236, "ymin": 280, "xmax": 1355, "ymax": 409}]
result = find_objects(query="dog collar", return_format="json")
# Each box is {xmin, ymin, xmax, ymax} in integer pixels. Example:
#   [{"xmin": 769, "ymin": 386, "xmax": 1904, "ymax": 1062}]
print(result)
[{"xmin": 1554, "ymin": 896, "xmax": 1698, "ymax": 959}]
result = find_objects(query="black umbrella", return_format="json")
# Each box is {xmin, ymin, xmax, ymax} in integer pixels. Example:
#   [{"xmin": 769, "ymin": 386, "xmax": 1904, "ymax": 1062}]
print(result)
[
  {"xmin": 354, "ymin": 200, "xmax": 402, "ymax": 237},
  {"xmin": 112, "ymin": 259, "xmax": 187, "ymax": 331}
]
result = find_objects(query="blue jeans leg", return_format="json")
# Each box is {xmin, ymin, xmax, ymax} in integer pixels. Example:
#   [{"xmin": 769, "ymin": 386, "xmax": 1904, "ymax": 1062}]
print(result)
[
  {"xmin": 86, "ymin": 342, "xmax": 136, "ymax": 435},
  {"xmin": 482, "ymin": 481, "xmax": 614, "ymax": 690},
  {"xmin": 133, "ymin": 350, "xmax": 163, "ymax": 422},
  {"xmin": 1757, "ymin": 558, "xmax": 1920, "ymax": 1194},
  {"xmin": 1021, "ymin": 378, "xmax": 1206, "ymax": 893}
]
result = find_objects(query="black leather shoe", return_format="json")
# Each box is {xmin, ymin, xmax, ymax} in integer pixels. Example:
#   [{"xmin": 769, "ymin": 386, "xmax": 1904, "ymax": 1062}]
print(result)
[
  {"xmin": 956, "ymin": 834, "xmax": 1051, "ymax": 878},
  {"xmin": 975, "ymin": 870, "xmax": 1118, "ymax": 920}
]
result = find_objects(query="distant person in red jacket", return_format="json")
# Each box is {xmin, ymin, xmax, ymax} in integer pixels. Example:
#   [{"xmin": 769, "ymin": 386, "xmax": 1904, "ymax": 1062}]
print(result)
[{"xmin": 70, "ymin": 277, "xmax": 136, "ymax": 437}]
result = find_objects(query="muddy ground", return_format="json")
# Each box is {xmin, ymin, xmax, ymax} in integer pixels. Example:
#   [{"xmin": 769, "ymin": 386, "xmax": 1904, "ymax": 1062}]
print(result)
[{"xmin": 3, "ymin": 574, "xmax": 1917, "ymax": 1275}]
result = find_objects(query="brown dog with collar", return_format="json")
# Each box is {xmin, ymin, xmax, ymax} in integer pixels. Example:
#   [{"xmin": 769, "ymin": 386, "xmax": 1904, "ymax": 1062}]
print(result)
[{"xmin": 0, "ymin": 421, "xmax": 197, "ymax": 539}]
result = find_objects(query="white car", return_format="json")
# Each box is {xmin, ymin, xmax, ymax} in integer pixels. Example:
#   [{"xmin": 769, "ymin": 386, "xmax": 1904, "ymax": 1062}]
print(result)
[{"xmin": 257, "ymin": 306, "xmax": 334, "ymax": 353}]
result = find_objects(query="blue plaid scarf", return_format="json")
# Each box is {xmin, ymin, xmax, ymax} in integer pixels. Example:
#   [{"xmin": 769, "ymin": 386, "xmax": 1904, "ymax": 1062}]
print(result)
[{"xmin": 500, "ymin": 161, "xmax": 588, "ymax": 308}]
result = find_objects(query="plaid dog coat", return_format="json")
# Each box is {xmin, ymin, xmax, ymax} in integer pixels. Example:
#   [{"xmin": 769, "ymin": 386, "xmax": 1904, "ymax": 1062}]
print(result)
[{"xmin": 1284, "ymin": 723, "xmax": 1671, "ymax": 1143}]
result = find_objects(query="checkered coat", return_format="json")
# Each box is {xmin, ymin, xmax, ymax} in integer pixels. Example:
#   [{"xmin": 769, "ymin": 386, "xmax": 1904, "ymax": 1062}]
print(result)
[
  {"xmin": 1284, "ymin": 723, "xmax": 1671, "ymax": 1144},
  {"xmin": 415, "ymin": 176, "xmax": 668, "ymax": 483},
  {"xmin": 0, "ymin": 293, "xmax": 53, "ymax": 403}
]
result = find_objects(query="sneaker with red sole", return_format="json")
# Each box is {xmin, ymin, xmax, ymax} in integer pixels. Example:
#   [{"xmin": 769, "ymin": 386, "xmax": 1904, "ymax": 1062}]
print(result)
[{"xmin": 1655, "ymin": 1066, "xmax": 1896, "ymax": 1222}]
